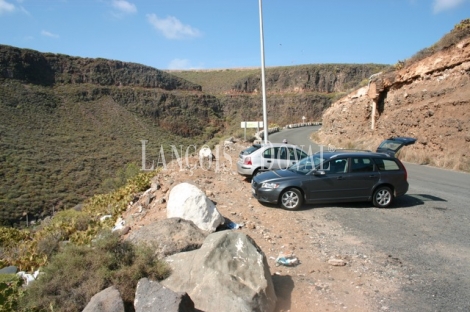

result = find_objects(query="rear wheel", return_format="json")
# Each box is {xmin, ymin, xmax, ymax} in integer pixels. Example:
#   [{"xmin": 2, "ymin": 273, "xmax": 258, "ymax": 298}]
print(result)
[
  {"xmin": 372, "ymin": 186, "xmax": 393, "ymax": 208},
  {"xmin": 280, "ymin": 188, "xmax": 303, "ymax": 210}
]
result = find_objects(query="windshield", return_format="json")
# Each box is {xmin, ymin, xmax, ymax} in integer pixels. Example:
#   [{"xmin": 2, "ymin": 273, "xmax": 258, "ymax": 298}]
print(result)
[
  {"xmin": 288, "ymin": 155, "xmax": 327, "ymax": 174},
  {"xmin": 240, "ymin": 145, "xmax": 261, "ymax": 156}
]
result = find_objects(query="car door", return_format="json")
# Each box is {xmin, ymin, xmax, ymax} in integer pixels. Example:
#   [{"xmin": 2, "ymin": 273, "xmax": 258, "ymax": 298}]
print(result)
[
  {"xmin": 304, "ymin": 157, "xmax": 352, "ymax": 202},
  {"xmin": 276, "ymin": 147, "xmax": 289, "ymax": 169},
  {"xmin": 347, "ymin": 157, "xmax": 380, "ymax": 199},
  {"xmin": 376, "ymin": 137, "xmax": 416, "ymax": 157},
  {"xmin": 261, "ymin": 146, "xmax": 282, "ymax": 170}
]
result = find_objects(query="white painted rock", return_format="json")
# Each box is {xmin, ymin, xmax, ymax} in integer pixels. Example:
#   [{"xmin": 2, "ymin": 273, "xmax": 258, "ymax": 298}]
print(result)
[{"xmin": 167, "ymin": 182, "xmax": 224, "ymax": 232}]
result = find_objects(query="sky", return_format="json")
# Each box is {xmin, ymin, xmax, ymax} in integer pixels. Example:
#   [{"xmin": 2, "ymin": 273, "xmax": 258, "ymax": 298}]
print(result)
[{"xmin": 0, "ymin": 0, "xmax": 469, "ymax": 70}]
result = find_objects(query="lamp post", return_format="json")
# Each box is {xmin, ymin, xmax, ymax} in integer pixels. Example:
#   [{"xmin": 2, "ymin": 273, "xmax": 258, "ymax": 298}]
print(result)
[{"xmin": 258, "ymin": 0, "xmax": 268, "ymax": 144}]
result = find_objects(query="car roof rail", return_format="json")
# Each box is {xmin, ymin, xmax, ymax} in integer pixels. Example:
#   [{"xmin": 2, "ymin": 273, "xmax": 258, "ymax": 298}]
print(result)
[
  {"xmin": 315, "ymin": 148, "xmax": 372, "ymax": 154},
  {"xmin": 336, "ymin": 148, "xmax": 372, "ymax": 152}
]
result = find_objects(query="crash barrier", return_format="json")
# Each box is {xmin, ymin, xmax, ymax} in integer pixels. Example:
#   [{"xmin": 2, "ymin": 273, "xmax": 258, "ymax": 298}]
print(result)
[
  {"xmin": 256, "ymin": 127, "xmax": 280, "ymax": 141},
  {"xmin": 254, "ymin": 122, "xmax": 322, "ymax": 142},
  {"xmin": 284, "ymin": 121, "xmax": 322, "ymax": 129}
]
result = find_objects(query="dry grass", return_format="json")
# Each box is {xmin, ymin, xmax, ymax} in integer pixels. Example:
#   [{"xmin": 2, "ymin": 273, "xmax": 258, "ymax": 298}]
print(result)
[
  {"xmin": 313, "ymin": 134, "xmax": 469, "ymax": 173},
  {"xmin": 19, "ymin": 230, "xmax": 170, "ymax": 312},
  {"xmin": 400, "ymin": 149, "xmax": 469, "ymax": 172}
]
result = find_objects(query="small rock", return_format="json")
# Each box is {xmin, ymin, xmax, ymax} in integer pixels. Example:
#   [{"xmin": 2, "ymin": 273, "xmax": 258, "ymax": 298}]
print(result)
[{"xmin": 328, "ymin": 258, "xmax": 347, "ymax": 266}]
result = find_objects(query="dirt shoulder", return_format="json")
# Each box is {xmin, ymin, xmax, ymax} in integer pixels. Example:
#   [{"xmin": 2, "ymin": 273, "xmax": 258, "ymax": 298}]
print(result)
[{"xmin": 123, "ymin": 142, "xmax": 400, "ymax": 311}]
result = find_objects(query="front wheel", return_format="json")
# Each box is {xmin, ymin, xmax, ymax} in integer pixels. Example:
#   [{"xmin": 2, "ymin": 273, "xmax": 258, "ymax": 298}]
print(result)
[
  {"xmin": 280, "ymin": 188, "xmax": 303, "ymax": 210},
  {"xmin": 372, "ymin": 186, "xmax": 393, "ymax": 208}
]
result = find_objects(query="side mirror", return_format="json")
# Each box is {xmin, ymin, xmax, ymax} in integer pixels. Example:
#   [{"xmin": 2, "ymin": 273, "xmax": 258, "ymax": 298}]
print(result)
[{"xmin": 313, "ymin": 170, "xmax": 326, "ymax": 176}]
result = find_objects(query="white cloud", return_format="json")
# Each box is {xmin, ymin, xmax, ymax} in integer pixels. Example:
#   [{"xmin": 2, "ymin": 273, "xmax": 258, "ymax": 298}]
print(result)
[
  {"xmin": 41, "ymin": 30, "xmax": 59, "ymax": 38},
  {"xmin": 168, "ymin": 58, "xmax": 203, "ymax": 70},
  {"xmin": 0, "ymin": 0, "xmax": 15, "ymax": 14},
  {"xmin": 433, "ymin": 0, "xmax": 466, "ymax": 13},
  {"xmin": 112, "ymin": 0, "xmax": 137, "ymax": 14},
  {"xmin": 147, "ymin": 14, "xmax": 202, "ymax": 40}
]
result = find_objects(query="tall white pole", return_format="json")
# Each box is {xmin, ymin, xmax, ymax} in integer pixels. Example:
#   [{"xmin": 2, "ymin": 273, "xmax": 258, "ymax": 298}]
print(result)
[{"xmin": 259, "ymin": 0, "xmax": 268, "ymax": 144}]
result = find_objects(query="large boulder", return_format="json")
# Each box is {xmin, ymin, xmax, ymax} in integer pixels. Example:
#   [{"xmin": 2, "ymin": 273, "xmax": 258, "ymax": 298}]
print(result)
[
  {"xmin": 82, "ymin": 286, "xmax": 124, "ymax": 312},
  {"xmin": 134, "ymin": 278, "xmax": 195, "ymax": 312},
  {"xmin": 161, "ymin": 231, "xmax": 277, "ymax": 312},
  {"xmin": 126, "ymin": 218, "xmax": 208, "ymax": 257},
  {"xmin": 167, "ymin": 182, "xmax": 224, "ymax": 232}
]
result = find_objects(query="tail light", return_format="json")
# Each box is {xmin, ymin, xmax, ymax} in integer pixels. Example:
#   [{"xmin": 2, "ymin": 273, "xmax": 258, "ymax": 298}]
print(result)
[
  {"xmin": 398, "ymin": 159, "xmax": 407, "ymax": 181},
  {"xmin": 244, "ymin": 157, "xmax": 252, "ymax": 165}
]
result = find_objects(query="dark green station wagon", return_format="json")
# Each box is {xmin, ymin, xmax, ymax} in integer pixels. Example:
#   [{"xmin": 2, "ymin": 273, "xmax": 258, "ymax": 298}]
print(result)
[{"xmin": 251, "ymin": 137, "xmax": 416, "ymax": 210}]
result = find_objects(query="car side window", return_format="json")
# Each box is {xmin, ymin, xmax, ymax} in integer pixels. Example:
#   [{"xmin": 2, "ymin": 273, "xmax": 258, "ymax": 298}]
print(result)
[
  {"xmin": 263, "ymin": 147, "xmax": 276, "ymax": 159},
  {"xmin": 328, "ymin": 158, "xmax": 348, "ymax": 173},
  {"xmin": 288, "ymin": 148, "xmax": 296, "ymax": 160},
  {"xmin": 351, "ymin": 157, "xmax": 375, "ymax": 172},
  {"xmin": 289, "ymin": 148, "xmax": 304, "ymax": 161},
  {"xmin": 373, "ymin": 158, "xmax": 400, "ymax": 171},
  {"xmin": 278, "ymin": 147, "xmax": 288, "ymax": 160},
  {"xmin": 296, "ymin": 149, "xmax": 308, "ymax": 160},
  {"xmin": 262, "ymin": 148, "xmax": 271, "ymax": 158}
]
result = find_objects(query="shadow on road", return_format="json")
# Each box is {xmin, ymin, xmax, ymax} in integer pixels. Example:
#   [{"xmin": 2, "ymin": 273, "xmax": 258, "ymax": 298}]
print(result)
[{"xmin": 253, "ymin": 193, "xmax": 447, "ymax": 211}]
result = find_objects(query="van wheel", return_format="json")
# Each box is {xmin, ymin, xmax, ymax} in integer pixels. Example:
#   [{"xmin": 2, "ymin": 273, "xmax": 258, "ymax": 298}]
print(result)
[
  {"xmin": 280, "ymin": 188, "xmax": 303, "ymax": 210},
  {"xmin": 372, "ymin": 186, "xmax": 393, "ymax": 208}
]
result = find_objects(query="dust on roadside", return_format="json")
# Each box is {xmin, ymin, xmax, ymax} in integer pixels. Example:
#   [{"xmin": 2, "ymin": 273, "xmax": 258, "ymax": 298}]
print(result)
[{"xmin": 122, "ymin": 142, "xmax": 407, "ymax": 312}]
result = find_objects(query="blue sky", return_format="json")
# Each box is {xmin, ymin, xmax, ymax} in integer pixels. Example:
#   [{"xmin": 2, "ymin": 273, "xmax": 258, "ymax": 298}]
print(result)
[{"xmin": 1, "ymin": 0, "xmax": 469, "ymax": 70}]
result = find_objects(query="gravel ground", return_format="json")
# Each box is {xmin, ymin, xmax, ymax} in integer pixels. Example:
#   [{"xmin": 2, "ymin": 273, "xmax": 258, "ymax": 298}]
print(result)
[{"xmin": 123, "ymin": 142, "xmax": 422, "ymax": 311}]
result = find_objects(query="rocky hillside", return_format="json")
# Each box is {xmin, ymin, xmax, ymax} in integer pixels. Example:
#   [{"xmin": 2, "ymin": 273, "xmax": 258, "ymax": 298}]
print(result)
[
  {"xmin": 230, "ymin": 64, "xmax": 386, "ymax": 94},
  {"xmin": 0, "ymin": 45, "xmax": 380, "ymax": 225},
  {"xmin": 317, "ymin": 37, "xmax": 470, "ymax": 172},
  {"xmin": 0, "ymin": 45, "xmax": 200, "ymax": 90},
  {"xmin": 171, "ymin": 64, "xmax": 388, "ymax": 127},
  {"xmin": 0, "ymin": 46, "xmax": 224, "ymax": 225}
]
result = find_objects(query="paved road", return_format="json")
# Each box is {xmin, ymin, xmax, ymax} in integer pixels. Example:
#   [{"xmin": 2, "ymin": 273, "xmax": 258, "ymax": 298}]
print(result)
[
  {"xmin": 269, "ymin": 126, "xmax": 470, "ymax": 311},
  {"xmin": 270, "ymin": 125, "xmax": 322, "ymax": 155}
]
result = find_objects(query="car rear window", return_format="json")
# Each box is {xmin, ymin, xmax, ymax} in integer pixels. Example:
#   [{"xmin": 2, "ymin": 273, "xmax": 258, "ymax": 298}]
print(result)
[
  {"xmin": 240, "ymin": 145, "xmax": 261, "ymax": 156},
  {"xmin": 378, "ymin": 140, "xmax": 402, "ymax": 151},
  {"xmin": 373, "ymin": 158, "xmax": 400, "ymax": 171}
]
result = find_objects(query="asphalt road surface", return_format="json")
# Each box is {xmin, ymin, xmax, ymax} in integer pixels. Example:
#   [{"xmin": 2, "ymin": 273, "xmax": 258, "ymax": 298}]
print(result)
[{"xmin": 270, "ymin": 126, "xmax": 470, "ymax": 311}]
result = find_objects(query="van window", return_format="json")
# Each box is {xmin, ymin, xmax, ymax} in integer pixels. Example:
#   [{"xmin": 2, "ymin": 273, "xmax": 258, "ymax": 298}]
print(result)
[
  {"xmin": 351, "ymin": 157, "xmax": 375, "ymax": 172},
  {"xmin": 374, "ymin": 158, "xmax": 400, "ymax": 171}
]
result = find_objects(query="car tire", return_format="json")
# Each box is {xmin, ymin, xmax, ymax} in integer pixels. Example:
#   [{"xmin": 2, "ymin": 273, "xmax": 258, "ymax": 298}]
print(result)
[
  {"xmin": 372, "ymin": 186, "xmax": 393, "ymax": 208},
  {"xmin": 252, "ymin": 169, "xmax": 263, "ymax": 177},
  {"xmin": 280, "ymin": 188, "xmax": 303, "ymax": 210}
]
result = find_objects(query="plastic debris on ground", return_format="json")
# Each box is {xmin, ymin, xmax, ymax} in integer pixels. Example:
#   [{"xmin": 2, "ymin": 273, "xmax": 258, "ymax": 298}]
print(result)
[
  {"xmin": 226, "ymin": 221, "xmax": 242, "ymax": 229},
  {"xmin": 275, "ymin": 253, "xmax": 300, "ymax": 267},
  {"xmin": 218, "ymin": 216, "xmax": 244, "ymax": 230}
]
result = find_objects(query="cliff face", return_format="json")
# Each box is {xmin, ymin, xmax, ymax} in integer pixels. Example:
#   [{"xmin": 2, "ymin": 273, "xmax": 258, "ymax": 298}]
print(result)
[
  {"xmin": 170, "ymin": 64, "xmax": 388, "ymax": 128},
  {"xmin": 0, "ymin": 45, "xmax": 201, "ymax": 90},
  {"xmin": 231, "ymin": 64, "xmax": 388, "ymax": 94},
  {"xmin": 317, "ymin": 38, "xmax": 470, "ymax": 171}
]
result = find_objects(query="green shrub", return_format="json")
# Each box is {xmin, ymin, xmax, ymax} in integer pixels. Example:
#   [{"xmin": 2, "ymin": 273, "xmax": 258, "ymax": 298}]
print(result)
[
  {"xmin": 100, "ymin": 163, "xmax": 142, "ymax": 193},
  {"xmin": 0, "ymin": 274, "xmax": 25, "ymax": 312},
  {"xmin": 19, "ymin": 230, "xmax": 170, "ymax": 312}
]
